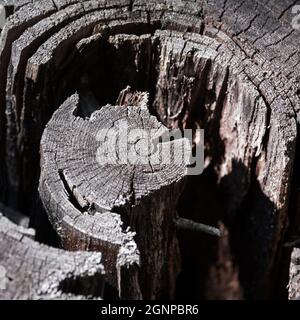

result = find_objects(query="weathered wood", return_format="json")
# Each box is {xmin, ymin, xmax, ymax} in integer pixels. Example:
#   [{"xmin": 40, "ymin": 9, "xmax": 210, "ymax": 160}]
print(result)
[
  {"xmin": 0, "ymin": 0, "xmax": 32, "ymax": 21},
  {"xmin": 0, "ymin": 0, "xmax": 57, "ymax": 203},
  {"xmin": 153, "ymin": 28, "xmax": 296, "ymax": 298},
  {"xmin": 39, "ymin": 92, "xmax": 190, "ymax": 299},
  {"xmin": 19, "ymin": 11, "xmax": 143, "ymax": 210},
  {"xmin": 0, "ymin": 0, "xmax": 32, "ymax": 10},
  {"xmin": 289, "ymin": 248, "xmax": 300, "ymax": 300},
  {"xmin": 0, "ymin": 0, "xmax": 299, "ymax": 300},
  {"xmin": 5, "ymin": 1, "xmax": 130, "ymax": 211},
  {"xmin": 200, "ymin": 0, "xmax": 300, "ymax": 299},
  {"xmin": 0, "ymin": 213, "xmax": 105, "ymax": 300}
]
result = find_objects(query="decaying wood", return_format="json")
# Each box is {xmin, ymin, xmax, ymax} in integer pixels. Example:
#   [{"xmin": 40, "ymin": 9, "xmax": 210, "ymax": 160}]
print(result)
[
  {"xmin": 289, "ymin": 248, "xmax": 300, "ymax": 300},
  {"xmin": 0, "ymin": 0, "xmax": 299, "ymax": 300},
  {"xmin": 39, "ymin": 92, "xmax": 189, "ymax": 299},
  {"xmin": 0, "ymin": 212, "xmax": 105, "ymax": 300},
  {"xmin": 0, "ymin": 0, "xmax": 31, "ymax": 28},
  {"xmin": 0, "ymin": 0, "xmax": 32, "ymax": 11}
]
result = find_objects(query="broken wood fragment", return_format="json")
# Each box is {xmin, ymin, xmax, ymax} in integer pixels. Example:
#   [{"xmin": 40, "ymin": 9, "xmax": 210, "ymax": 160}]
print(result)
[{"xmin": 0, "ymin": 213, "xmax": 105, "ymax": 300}]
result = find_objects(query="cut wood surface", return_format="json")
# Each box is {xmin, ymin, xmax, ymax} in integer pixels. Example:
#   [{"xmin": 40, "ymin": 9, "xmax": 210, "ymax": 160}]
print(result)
[
  {"xmin": 39, "ymin": 92, "xmax": 189, "ymax": 299},
  {"xmin": 0, "ymin": 0, "xmax": 299, "ymax": 300}
]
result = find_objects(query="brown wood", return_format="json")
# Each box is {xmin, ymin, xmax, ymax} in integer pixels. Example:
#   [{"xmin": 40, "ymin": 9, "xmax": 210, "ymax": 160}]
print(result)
[{"xmin": 0, "ymin": 0, "xmax": 299, "ymax": 300}]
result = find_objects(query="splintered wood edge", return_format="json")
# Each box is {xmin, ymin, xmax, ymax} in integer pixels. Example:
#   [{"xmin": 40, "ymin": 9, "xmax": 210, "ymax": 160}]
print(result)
[{"xmin": 0, "ymin": 213, "xmax": 105, "ymax": 300}]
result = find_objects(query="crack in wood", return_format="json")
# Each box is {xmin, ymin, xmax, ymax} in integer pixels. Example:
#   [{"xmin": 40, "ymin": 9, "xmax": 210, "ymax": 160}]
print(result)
[{"xmin": 0, "ymin": 0, "xmax": 299, "ymax": 300}]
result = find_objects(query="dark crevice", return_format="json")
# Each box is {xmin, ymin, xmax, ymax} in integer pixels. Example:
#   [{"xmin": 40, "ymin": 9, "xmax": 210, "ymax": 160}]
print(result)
[
  {"xmin": 32, "ymin": 197, "xmax": 60, "ymax": 248},
  {"xmin": 59, "ymin": 268, "xmax": 120, "ymax": 299},
  {"xmin": 227, "ymin": 157, "xmax": 271, "ymax": 299},
  {"xmin": 176, "ymin": 166, "xmax": 225, "ymax": 299},
  {"xmin": 279, "ymin": 124, "xmax": 300, "ymax": 298},
  {"xmin": 6, "ymin": 6, "xmax": 14, "ymax": 17},
  {"xmin": 58, "ymin": 274, "xmax": 105, "ymax": 299},
  {"xmin": 58, "ymin": 169, "xmax": 88, "ymax": 213},
  {"xmin": 129, "ymin": 0, "xmax": 133, "ymax": 12}
]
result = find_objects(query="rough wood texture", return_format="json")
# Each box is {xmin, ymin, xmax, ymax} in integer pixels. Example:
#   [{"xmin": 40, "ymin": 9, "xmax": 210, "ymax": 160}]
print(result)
[
  {"xmin": 0, "ymin": 0, "xmax": 299, "ymax": 300},
  {"xmin": 0, "ymin": 213, "xmax": 105, "ymax": 300},
  {"xmin": 39, "ymin": 92, "xmax": 189, "ymax": 299},
  {"xmin": 289, "ymin": 248, "xmax": 300, "ymax": 300},
  {"xmin": 1, "ymin": 0, "xmax": 32, "ymax": 10}
]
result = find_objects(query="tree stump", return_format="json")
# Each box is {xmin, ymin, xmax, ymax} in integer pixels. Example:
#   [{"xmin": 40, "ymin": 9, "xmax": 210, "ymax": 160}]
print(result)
[
  {"xmin": 39, "ymin": 92, "xmax": 190, "ymax": 299},
  {"xmin": 0, "ymin": 0, "xmax": 299, "ymax": 300}
]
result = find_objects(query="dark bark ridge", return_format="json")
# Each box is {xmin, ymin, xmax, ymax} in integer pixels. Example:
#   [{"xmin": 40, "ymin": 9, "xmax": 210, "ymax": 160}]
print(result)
[{"xmin": 0, "ymin": 0, "xmax": 299, "ymax": 299}]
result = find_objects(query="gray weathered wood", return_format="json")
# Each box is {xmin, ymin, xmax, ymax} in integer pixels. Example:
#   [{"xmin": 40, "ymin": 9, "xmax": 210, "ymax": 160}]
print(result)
[
  {"xmin": 0, "ymin": 213, "xmax": 105, "ymax": 300},
  {"xmin": 4, "ymin": 1, "xmax": 130, "ymax": 210},
  {"xmin": 0, "ymin": 0, "xmax": 299, "ymax": 300},
  {"xmin": 289, "ymin": 248, "xmax": 300, "ymax": 300},
  {"xmin": 39, "ymin": 92, "xmax": 189, "ymax": 299}
]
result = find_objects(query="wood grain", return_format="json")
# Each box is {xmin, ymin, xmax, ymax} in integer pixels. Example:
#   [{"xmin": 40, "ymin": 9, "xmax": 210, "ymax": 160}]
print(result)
[{"xmin": 0, "ymin": 0, "xmax": 299, "ymax": 300}]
